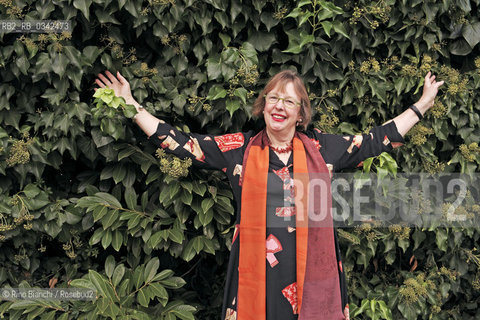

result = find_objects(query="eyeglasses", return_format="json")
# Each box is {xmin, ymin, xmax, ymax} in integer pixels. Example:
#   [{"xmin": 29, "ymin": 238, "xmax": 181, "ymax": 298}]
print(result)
[{"xmin": 264, "ymin": 93, "xmax": 301, "ymax": 109}]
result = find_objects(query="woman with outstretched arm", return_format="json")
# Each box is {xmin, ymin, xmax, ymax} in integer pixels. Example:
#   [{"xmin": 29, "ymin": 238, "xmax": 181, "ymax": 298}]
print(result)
[{"xmin": 95, "ymin": 70, "xmax": 442, "ymax": 320}]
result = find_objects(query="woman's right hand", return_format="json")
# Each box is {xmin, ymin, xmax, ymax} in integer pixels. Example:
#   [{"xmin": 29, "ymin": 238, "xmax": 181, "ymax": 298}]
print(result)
[{"xmin": 95, "ymin": 71, "xmax": 139, "ymax": 107}]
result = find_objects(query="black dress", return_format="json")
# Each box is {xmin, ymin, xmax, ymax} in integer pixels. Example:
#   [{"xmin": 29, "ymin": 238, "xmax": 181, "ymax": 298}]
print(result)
[{"xmin": 150, "ymin": 120, "xmax": 404, "ymax": 320}]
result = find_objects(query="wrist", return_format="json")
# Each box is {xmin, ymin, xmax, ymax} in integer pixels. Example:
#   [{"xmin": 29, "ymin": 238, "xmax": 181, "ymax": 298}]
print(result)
[
  {"xmin": 409, "ymin": 104, "xmax": 423, "ymax": 121},
  {"xmin": 124, "ymin": 98, "xmax": 140, "ymax": 108},
  {"xmin": 132, "ymin": 105, "xmax": 145, "ymax": 122},
  {"xmin": 414, "ymin": 99, "xmax": 431, "ymax": 114}
]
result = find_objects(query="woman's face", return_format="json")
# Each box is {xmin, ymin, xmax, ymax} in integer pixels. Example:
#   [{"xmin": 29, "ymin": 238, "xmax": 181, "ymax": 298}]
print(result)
[{"xmin": 263, "ymin": 81, "xmax": 301, "ymax": 138}]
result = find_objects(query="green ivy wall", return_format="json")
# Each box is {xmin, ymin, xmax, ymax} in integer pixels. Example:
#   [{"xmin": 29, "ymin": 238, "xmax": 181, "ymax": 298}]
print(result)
[{"xmin": 0, "ymin": 0, "xmax": 480, "ymax": 319}]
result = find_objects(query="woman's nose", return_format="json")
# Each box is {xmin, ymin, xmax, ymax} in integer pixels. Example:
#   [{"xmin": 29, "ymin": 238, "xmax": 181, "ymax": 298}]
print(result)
[{"xmin": 273, "ymin": 100, "xmax": 285, "ymax": 110}]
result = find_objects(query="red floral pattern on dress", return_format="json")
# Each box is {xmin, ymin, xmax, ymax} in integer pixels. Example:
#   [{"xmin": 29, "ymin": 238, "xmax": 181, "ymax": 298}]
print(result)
[
  {"xmin": 391, "ymin": 142, "xmax": 404, "ymax": 148},
  {"xmin": 214, "ymin": 133, "xmax": 245, "ymax": 152},
  {"xmin": 347, "ymin": 135, "xmax": 363, "ymax": 153},
  {"xmin": 310, "ymin": 138, "xmax": 321, "ymax": 150},
  {"xmin": 273, "ymin": 166, "xmax": 291, "ymax": 184},
  {"xmin": 344, "ymin": 304, "xmax": 350, "ymax": 320},
  {"xmin": 275, "ymin": 207, "xmax": 296, "ymax": 217},
  {"xmin": 273, "ymin": 166, "xmax": 295, "ymax": 202},
  {"xmin": 326, "ymin": 164, "xmax": 334, "ymax": 178},
  {"xmin": 266, "ymin": 234, "xmax": 283, "ymax": 267},
  {"xmin": 232, "ymin": 224, "xmax": 239, "ymax": 244},
  {"xmin": 160, "ymin": 136, "xmax": 179, "ymax": 151},
  {"xmin": 281, "ymin": 282, "xmax": 298, "ymax": 314},
  {"xmin": 224, "ymin": 308, "xmax": 237, "ymax": 320},
  {"xmin": 183, "ymin": 137, "xmax": 205, "ymax": 162},
  {"xmin": 338, "ymin": 260, "xmax": 343, "ymax": 273},
  {"xmin": 233, "ymin": 164, "xmax": 242, "ymax": 177},
  {"xmin": 383, "ymin": 135, "xmax": 390, "ymax": 146}
]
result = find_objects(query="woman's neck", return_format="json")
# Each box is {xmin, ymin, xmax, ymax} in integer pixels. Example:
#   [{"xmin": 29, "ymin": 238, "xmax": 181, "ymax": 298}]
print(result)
[{"xmin": 266, "ymin": 128, "xmax": 294, "ymax": 147}]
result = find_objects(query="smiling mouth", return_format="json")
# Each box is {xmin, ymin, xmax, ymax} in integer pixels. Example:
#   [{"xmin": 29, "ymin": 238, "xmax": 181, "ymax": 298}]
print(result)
[{"xmin": 272, "ymin": 114, "xmax": 286, "ymax": 121}]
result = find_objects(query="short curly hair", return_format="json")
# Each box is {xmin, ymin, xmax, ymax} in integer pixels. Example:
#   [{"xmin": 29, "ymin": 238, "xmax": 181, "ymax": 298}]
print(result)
[{"xmin": 252, "ymin": 70, "xmax": 311, "ymax": 130}]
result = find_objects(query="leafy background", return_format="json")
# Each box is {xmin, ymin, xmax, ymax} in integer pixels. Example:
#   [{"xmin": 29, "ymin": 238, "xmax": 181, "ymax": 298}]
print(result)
[{"xmin": 1, "ymin": 0, "xmax": 480, "ymax": 319}]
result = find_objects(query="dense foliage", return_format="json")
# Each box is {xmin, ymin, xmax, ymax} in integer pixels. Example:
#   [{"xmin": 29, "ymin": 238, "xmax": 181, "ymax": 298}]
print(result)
[{"xmin": 1, "ymin": 0, "xmax": 480, "ymax": 319}]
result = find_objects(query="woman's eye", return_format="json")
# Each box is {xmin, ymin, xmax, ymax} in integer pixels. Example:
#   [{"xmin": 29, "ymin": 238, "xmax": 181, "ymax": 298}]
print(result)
[{"xmin": 269, "ymin": 96, "xmax": 278, "ymax": 102}]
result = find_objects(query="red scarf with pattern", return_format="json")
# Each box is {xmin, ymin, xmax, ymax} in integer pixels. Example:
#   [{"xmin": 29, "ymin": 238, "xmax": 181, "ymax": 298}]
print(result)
[{"xmin": 237, "ymin": 130, "xmax": 344, "ymax": 320}]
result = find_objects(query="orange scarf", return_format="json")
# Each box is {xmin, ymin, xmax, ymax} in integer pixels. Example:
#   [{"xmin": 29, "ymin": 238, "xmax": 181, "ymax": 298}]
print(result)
[{"xmin": 237, "ymin": 130, "xmax": 344, "ymax": 320}]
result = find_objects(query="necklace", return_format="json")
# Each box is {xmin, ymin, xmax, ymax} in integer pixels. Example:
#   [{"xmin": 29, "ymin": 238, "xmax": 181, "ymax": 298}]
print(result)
[{"xmin": 268, "ymin": 139, "xmax": 293, "ymax": 154}]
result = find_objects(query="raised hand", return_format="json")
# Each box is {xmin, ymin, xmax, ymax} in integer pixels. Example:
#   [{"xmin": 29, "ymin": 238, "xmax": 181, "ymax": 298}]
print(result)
[
  {"xmin": 95, "ymin": 71, "xmax": 138, "ymax": 106},
  {"xmin": 416, "ymin": 71, "xmax": 444, "ymax": 112}
]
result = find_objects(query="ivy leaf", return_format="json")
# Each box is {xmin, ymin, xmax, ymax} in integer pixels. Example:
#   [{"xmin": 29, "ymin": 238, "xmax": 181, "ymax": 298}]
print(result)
[
  {"xmin": 321, "ymin": 21, "xmax": 333, "ymax": 37},
  {"xmin": 332, "ymin": 21, "xmax": 349, "ymax": 39},
  {"xmin": 248, "ymin": 31, "xmax": 276, "ymax": 52},
  {"xmin": 286, "ymin": 7, "xmax": 303, "ymax": 19},
  {"xmin": 283, "ymin": 30, "xmax": 315, "ymax": 54},
  {"xmin": 82, "ymin": 46, "xmax": 102, "ymax": 65},
  {"xmin": 462, "ymin": 22, "xmax": 480, "ymax": 48},
  {"xmin": 207, "ymin": 85, "xmax": 227, "ymax": 100},
  {"xmin": 206, "ymin": 55, "xmax": 222, "ymax": 80},
  {"xmin": 435, "ymin": 228, "xmax": 448, "ymax": 252},
  {"xmin": 73, "ymin": 0, "xmax": 92, "ymax": 21},
  {"xmin": 201, "ymin": 198, "xmax": 214, "ymax": 213},
  {"xmin": 23, "ymin": 184, "xmax": 41, "ymax": 198},
  {"xmin": 181, "ymin": 240, "xmax": 196, "ymax": 262},
  {"xmin": 449, "ymin": 39, "xmax": 472, "ymax": 56},
  {"xmin": 319, "ymin": 1, "xmax": 344, "ymax": 15},
  {"xmin": 169, "ymin": 228, "xmax": 184, "ymax": 244}
]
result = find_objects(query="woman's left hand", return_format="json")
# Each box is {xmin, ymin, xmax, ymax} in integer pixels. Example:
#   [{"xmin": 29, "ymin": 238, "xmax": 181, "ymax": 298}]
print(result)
[{"xmin": 415, "ymin": 72, "xmax": 444, "ymax": 113}]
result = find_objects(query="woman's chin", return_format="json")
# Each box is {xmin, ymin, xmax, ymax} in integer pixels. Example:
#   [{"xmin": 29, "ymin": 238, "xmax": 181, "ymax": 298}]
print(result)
[{"xmin": 266, "ymin": 123, "xmax": 295, "ymax": 134}]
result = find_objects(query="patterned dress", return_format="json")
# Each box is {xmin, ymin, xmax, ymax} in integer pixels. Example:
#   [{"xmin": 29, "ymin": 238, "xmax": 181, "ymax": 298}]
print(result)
[{"xmin": 151, "ymin": 120, "xmax": 404, "ymax": 320}]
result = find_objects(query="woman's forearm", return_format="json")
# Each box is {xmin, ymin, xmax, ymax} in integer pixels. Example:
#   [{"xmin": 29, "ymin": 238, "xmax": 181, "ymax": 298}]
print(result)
[
  {"xmin": 134, "ymin": 108, "xmax": 162, "ymax": 137},
  {"xmin": 129, "ymin": 101, "xmax": 162, "ymax": 137},
  {"xmin": 391, "ymin": 99, "xmax": 429, "ymax": 137},
  {"xmin": 389, "ymin": 72, "xmax": 444, "ymax": 137}
]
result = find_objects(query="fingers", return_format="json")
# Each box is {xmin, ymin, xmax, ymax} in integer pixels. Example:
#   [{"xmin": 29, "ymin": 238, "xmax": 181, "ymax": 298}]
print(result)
[
  {"xmin": 105, "ymin": 70, "xmax": 118, "ymax": 84},
  {"xmin": 95, "ymin": 78, "xmax": 106, "ymax": 88},
  {"xmin": 97, "ymin": 73, "xmax": 112, "ymax": 86},
  {"xmin": 117, "ymin": 71, "xmax": 127, "ymax": 85},
  {"xmin": 424, "ymin": 72, "xmax": 444, "ymax": 89}
]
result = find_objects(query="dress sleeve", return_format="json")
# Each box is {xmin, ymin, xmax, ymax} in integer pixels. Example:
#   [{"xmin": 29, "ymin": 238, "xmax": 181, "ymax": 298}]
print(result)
[
  {"xmin": 148, "ymin": 120, "xmax": 246, "ymax": 171},
  {"xmin": 313, "ymin": 121, "xmax": 405, "ymax": 172}
]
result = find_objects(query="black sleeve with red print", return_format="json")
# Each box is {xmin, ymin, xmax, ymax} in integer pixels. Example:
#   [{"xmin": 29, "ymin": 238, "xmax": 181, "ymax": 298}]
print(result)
[
  {"xmin": 310, "ymin": 121, "xmax": 405, "ymax": 172},
  {"xmin": 148, "ymin": 121, "xmax": 253, "ymax": 174}
]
